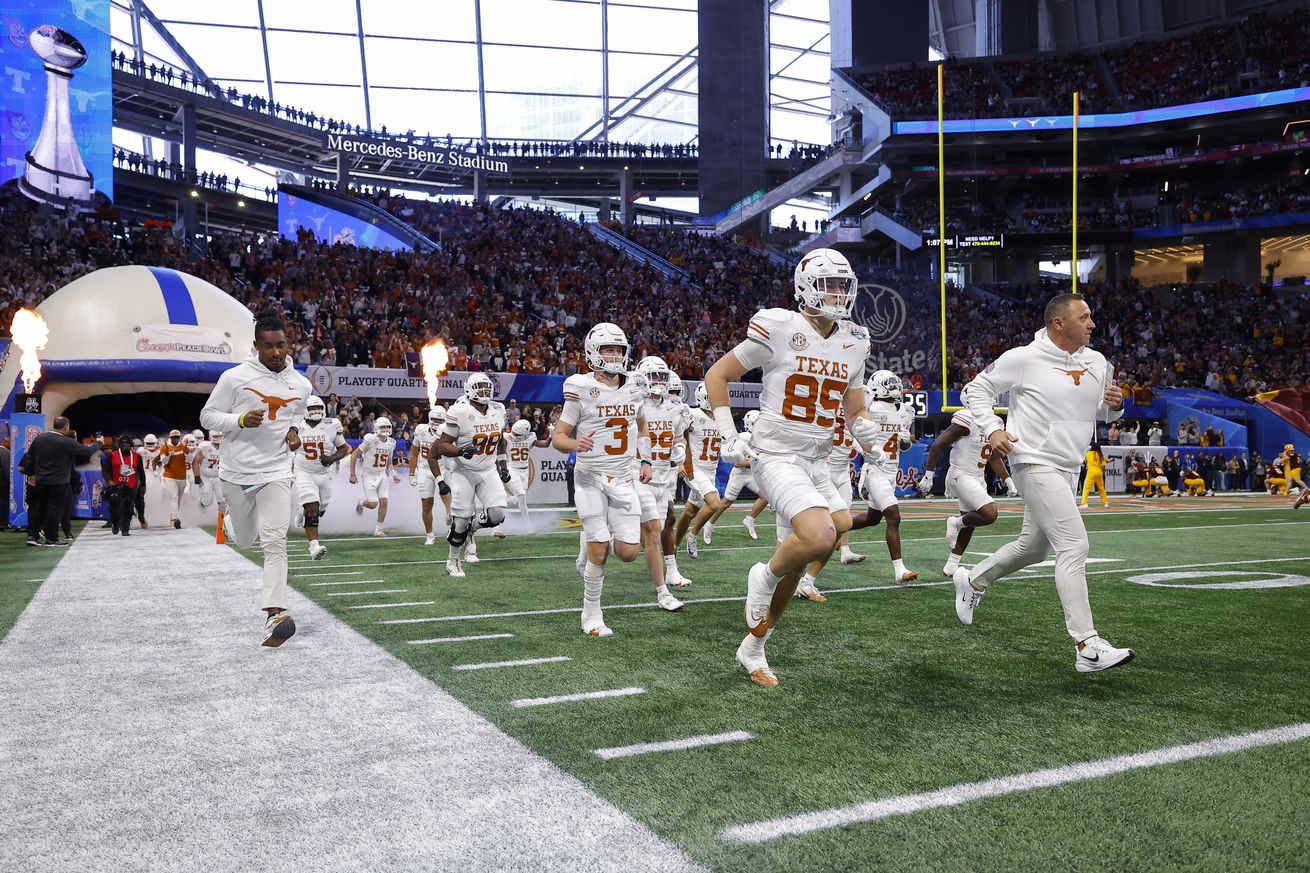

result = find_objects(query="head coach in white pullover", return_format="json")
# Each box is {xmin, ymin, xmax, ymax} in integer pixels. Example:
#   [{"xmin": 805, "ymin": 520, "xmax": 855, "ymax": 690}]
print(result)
[
  {"xmin": 201, "ymin": 311, "xmax": 311, "ymax": 647},
  {"xmin": 953, "ymin": 293, "xmax": 1135, "ymax": 673}
]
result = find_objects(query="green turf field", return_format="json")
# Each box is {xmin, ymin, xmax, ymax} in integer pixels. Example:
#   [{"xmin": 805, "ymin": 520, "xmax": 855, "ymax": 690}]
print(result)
[
  {"xmin": 0, "ymin": 522, "xmax": 86, "ymax": 640},
  {"xmin": 230, "ymin": 499, "xmax": 1310, "ymax": 872}
]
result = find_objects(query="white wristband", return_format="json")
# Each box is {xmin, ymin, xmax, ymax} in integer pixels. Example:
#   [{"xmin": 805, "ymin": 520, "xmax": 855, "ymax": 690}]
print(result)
[{"xmin": 712, "ymin": 405, "xmax": 739, "ymax": 441}]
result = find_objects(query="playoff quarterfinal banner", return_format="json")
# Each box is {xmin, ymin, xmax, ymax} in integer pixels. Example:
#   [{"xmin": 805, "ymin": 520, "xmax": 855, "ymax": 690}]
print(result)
[{"xmin": 302, "ymin": 365, "xmax": 764, "ymax": 408}]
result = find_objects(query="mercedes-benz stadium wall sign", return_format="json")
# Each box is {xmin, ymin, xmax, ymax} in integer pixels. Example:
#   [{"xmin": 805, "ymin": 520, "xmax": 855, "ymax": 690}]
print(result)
[
  {"xmin": 1, "ymin": 0, "xmax": 112, "ymax": 208},
  {"xmin": 326, "ymin": 133, "xmax": 510, "ymax": 175}
]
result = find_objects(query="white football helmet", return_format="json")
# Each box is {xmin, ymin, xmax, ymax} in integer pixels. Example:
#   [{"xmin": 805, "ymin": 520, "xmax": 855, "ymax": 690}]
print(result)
[
  {"xmin": 304, "ymin": 395, "xmax": 326, "ymax": 425},
  {"xmin": 743, "ymin": 410, "xmax": 760, "ymax": 432},
  {"xmin": 183, "ymin": 434, "xmax": 198, "ymax": 450},
  {"xmin": 694, "ymin": 382, "xmax": 712, "ymax": 411},
  {"xmin": 143, "ymin": 434, "xmax": 158, "ymax": 450},
  {"xmin": 866, "ymin": 369, "xmax": 904, "ymax": 402},
  {"xmin": 668, "ymin": 374, "xmax": 684, "ymax": 401},
  {"xmin": 376, "ymin": 416, "xmax": 393, "ymax": 438},
  {"xmin": 191, "ymin": 429, "xmax": 204, "ymax": 441},
  {"xmin": 132, "ymin": 438, "xmax": 143, "ymax": 449},
  {"xmin": 511, "ymin": 418, "xmax": 533, "ymax": 439},
  {"xmin": 584, "ymin": 322, "xmax": 630, "ymax": 375},
  {"xmin": 634, "ymin": 355, "xmax": 671, "ymax": 398},
  {"xmin": 209, "ymin": 430, "xmax": 223, "ymax": 445},
  {"xmin": 795, "ymin": 247, "xmax": 858, "ymax": 321},
  {"xmin": 429, "ymin": 405, "xmax": 445, "ymax": 425},
  {"xmin": 465, "ymin": 372, "xmax": 495, "ymax": 405}
]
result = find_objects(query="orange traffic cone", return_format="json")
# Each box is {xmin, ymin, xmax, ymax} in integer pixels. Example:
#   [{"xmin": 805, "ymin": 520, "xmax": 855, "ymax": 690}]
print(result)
[{"xmin": 215, "ymin": 511, "xmax": 226, "ymax": 544}]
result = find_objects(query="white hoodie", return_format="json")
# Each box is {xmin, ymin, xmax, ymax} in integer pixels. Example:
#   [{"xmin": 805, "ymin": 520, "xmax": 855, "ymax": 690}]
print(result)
[
  {"xmin": 200, "ymin": 352, "xmax": 312, "ymax": 485},
  {"xmin": 962, "ymin": 328, "xmax": 1122, "ymax": 473}
]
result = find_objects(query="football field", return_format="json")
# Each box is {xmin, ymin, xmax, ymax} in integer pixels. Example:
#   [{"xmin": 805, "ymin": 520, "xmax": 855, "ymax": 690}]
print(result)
[
  {"xmin": 232, "ymin": 496, "xmax": 1310, "ymax": 872},
  {"xmin": 2, "ymin": 500, "xmax": 1306, "ymax": 870}
]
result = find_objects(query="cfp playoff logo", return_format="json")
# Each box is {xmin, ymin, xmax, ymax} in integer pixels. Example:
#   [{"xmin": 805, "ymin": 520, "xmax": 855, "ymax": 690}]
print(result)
[{"xmin": 851, "ymin": 283, "xmax": 908, "ymax": 344}]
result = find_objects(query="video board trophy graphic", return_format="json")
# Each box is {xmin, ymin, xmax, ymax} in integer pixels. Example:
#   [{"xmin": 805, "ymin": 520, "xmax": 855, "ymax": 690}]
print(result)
[{"xmin": 19, "ymin": 24, "xmax": 95, "ymax": 209}]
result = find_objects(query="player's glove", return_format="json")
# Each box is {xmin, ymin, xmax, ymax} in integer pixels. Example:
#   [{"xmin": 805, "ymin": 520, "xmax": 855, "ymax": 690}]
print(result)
[
  {"xmin": 899, "ymin": 430, "xmax": 914, "ymax": 451},
  {"xmin": 409, "ymin": 475, "xmax": 417, "ymax": 487},
  {"xmin": 320, "ymin": 454, "xmax": 336, "ymax": 467},
  {"xmin": 1005, "ymin": 477, "xmax": 1020, "ymax": 497},
  {"xmin": 670, "ymin": 443, "xmax": 686, "ymax": 466},
  {"xmin": 719, "ymin": 433, "xmax": 751, "ymax": 466},
  {"xmin": 193, "ymin": 475, "xmax": 202, "ymax": 485},
  {"xmin": 498, "ymin": 467, "xmax": 511, "ymax": 483},
  {"xmin": 459, "ymin": 445, "xmax": 477, "ymax": 460},
  {"xmin": 851, "ymin": 416, "xmax": 882, "ymax": 454},
  {"xmin": 918, "ymin": 470, "xmax": 935, "ymax": 496},
  {"xmin": 438, "ymin": 480, "xmax": 450, "ymax": 496}
]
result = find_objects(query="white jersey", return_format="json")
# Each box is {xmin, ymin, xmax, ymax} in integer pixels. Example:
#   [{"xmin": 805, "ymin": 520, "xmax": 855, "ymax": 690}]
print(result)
[
  {"xmin": 138, "ymin": 446, "xmax": 158, "ymax": 473},
  {"xmin": 196, "ymin": 441, "xmax": 222, "ymax": 479},
  {"xmin": 948, "ymin": 409, "xmax": 990, "ymax": 479},
  {"xmin": 443, "ymin": 398, "xmax": 507, "ymax": 472},
  {"xmin": 734, "ymin": 308, "xmax": 870, "ymax": 459},
  {"xmin": 357, "ymin": 432, "xmax": 396, "ymax": 476},
  {"xmin": 412, "ymin": 423, "xmax": 440, "ymax": 473},
  {"xmin": 295, "ymin": 418, "xmax": 346, "ymax": 475},
  {"xmin": 861, "ymin": 400, "xmax": 915, "ymax": 475},
  {"xmin": 827, "ymin": 411, "xmax": 857, "ymax": 475},
  {"xmin": 504, "ymin": 429, "xmax": 536, "ymax": 471},
  {"xmin": 686, "ymin": 408, "xmax": 722, "ymax": 474},
  {"xmin": 560, "ymin": 372, "xmax": 645, "ymax": 477},
  {"xmin": 641, "ymin": 396, "xmax": 687, "ymax": 486}
]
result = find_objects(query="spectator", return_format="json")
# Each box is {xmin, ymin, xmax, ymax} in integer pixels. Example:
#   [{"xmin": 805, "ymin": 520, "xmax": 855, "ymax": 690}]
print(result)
[
  {"xmin": 1147, "ymin": 422, "xmax": 1163, "ymax": 446},
  {"xmin": 17, "ymin": 416, "xmax": 98, "ymax": 547}
]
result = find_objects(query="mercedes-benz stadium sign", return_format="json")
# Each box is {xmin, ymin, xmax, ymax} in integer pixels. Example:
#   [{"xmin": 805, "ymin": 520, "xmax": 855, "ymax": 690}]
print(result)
[{"xmin": 326, "ymin": 133, "xmax": 509, "ymax": 174}]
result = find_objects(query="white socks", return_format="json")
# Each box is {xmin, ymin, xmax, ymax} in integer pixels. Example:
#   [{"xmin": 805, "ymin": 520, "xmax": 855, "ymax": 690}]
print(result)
[
  {"xmin": 840, "ymin": 545, "xmax": 858, "ymax": 560},
  {"xmin": 943, "ymin": 553, "xmax": 961, "ymax": 573},
  {"xmin": 761, "ymin": 561, "xmax": 782, "ymax": 594},
  {"xmin": 893, "ymin": 559, "xmax": 909, "ymax": 578}
]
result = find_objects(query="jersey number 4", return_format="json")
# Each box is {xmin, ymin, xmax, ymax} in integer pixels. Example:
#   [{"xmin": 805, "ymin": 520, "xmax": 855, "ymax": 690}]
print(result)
[{"xmin": 782, "ymin": 374, "xmax": 846, "ymax": 430}]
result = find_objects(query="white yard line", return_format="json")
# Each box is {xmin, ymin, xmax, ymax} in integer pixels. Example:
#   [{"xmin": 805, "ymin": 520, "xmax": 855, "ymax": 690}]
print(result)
[
  {"xmin": 346, "ymin": 600, "xmax": 436, "ymax": 610},
  {"xmin": 408, "ymin": 633, "xmax": 515, "ymax": 646},
  {"xmin": 451, "ymin": 656, "xmax": 572, "ymax": 671},
  {"xmin": 594, "ymin": 730, "xmax": 755, "ymax": 761},
  {"xmin": 719, "ymin": 722, "xmax": 1310, "ymax": 845},
  {"xmin": 293, "ymin": 570, "xmax": 364, "ymax": 578},
  {"xmin": 512, "ymin": 687, "xmax": 647, "ymax": 708},
  {"xmin": 326, "ymin": 588, "xmax": 408, "ymax": 597},
  {"xmin": 308, "ymin": 578, "xmax": 390, "ymax": 587},
  {"xmin": 301, "ymin": 520, "xmax": 1305, "ymax": 572},
  {"xmin": 374, "ymin": 554, "xmax": 1309, "ymax": 627}
]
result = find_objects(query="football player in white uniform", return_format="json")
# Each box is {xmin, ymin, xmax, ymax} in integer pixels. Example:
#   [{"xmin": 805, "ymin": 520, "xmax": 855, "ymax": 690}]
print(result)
[
  {"xmin": 850, "ymin": 370, "xmax": 919, "ymax": 583},
  {"xmin": 920, "ymin": 407, "xmax": 1016, "ymax": 576},
  {"xmin": 409, "ymin": 405, "xmax": 451, "ymax": 546},
  {"xmin": 670, "ymin": 383, "xmax": 725, "ymax": 559},
  {"xmin": 554, "ymin": 323, "xmax": 672, "ymax": 636},
  {"xmin": 351, "ymin": 416, "xmax": 401, "ymax": 537},
  {"xmin": 294, "ymin": 396, "xmax": 349, "ymax": 559},
  {"xmin": 787, "ymin": 405, "xmax": 866, "ymax": 603},
  {"xmin": 434, "ymin": 373, "xmax": 509, "ymax": 578},
  {"xmin": 632, "ymin": 355, "xmax": 690, "ymax": 603},
  {"xmin": 658, "ymin": 371, "xmax": 696, "ymax": 587},
  {"xmin": 503, "ymin": 417, "xmax": 552, "ymax": 530},
  {"xmin": 705, "ymin": 409, "xmax": 770, "ymax": 541},
  {"xmin": 191, "ymin": 430, "xmax": 224, "ymax": 511},
  {"xmin": 136, "ymin": 434, "xmax": 158, "ymax": 528},
  {"xmin": 703, "ymin": 248, "xmax": 877, "ymax": 686}
]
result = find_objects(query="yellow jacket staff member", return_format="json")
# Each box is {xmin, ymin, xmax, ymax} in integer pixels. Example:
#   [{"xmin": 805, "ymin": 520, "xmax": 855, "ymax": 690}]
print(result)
[{"xmin": 1080, "ymin": 443, "xmax": 1109, "ymax": 508}]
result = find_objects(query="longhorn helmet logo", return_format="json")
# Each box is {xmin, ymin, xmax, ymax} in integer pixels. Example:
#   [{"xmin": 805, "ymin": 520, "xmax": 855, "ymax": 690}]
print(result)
[{"xmin": 851, "ymin": 283, "xmax": 908, "ymax": 344}]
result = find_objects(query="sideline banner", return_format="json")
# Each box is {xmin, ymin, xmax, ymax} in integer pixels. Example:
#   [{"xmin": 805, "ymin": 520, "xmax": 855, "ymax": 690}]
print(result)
[{"xmin": 7, "ymin": 413, "xmax": 44, "ymax": 527}]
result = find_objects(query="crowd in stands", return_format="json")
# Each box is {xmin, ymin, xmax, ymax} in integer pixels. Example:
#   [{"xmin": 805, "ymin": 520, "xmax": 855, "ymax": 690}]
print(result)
[
  {"xmin": 112, "ymin": 149, "xmax": 276, "ymax": 201},
  {"xmin": 851, "ymin": 8, "xmax": 1310, "ymax": 120},
  {"xmin": 1172, "ymin": 181, "xmax": 1310, "ymax": 223}
]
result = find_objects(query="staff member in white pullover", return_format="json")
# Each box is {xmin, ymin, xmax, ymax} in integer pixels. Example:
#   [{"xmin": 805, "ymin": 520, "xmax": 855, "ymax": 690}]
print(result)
[
  {"xmin": 201, "ymin": 311, "xmax": 312, "ymax": 647},
  {"xmin": 953, "ymin": 293, "xmax": 1135, "ymax": 673}
]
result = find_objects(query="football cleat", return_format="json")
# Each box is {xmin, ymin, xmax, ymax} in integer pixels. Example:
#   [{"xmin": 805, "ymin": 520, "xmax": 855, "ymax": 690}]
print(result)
[
  {"xmin": 491, "ymin": 527, "xmax": 507, "ymax": 539},
  {"xmin": 702, "ymin": 522, "xmax": 714, "ymax": 544},
  {"xmin": 953, "ymin": 567, "xmax": 984, "ymax": 625},
  {"xmin": 897, "ymin": 569, "xmax": 919, "ymax": 584},
  {"xmin": 424, "ymin": 533, "xmax": 436, "ymax": 546},
  {"xmin": 742, "ymin": 516, "xmax": 758, "ymax": 540},
  {"xmin": 744, "ymin": 563, "xmax": 773, "ymax": 637},
  {"xmin": 1075, "ymin": 636, "xmax": 1135, "ymax": 673},
  {"xmin": 309, "ymin": 542, "xmax": 327, "ymax": 561},
  {"xmin": 666, "ymin": 569, "xmax": 693, "ymax": 588},
  {"xmin": 796, "ymin": 581, "xmax": 828, "ymax": 603},
  {"xmin": 373, "ymin": 529, "xmax": 387, "ymax": 538},
  {"xmin": 172, "ymin": 519, "xmax": 181, "ymax": 530},
  {"xmin": 657, "ymin": 589, "xmax": 685, "ymax": 612},
  {"xmin": 945, "ymin": 515, "xmax": 964, "ymax": 551},
  {"xmin": 840, "ymin": 549, "xmax": 866, "ymax": 564},
  {"xmin": 262, "ymin": 612, "xmax": 296, "ymax": 648},
  {"xmin": 446, "ymin": 558, "xmax": 465, "ymax": 578},
  {"xmin": 354, "ymin": 499, "xmax": 364, "ymax": 516},
  {"xmin": 582, "ymin": 611, "xmax": 614, "ymax": 637},
  {"xmin": 686, "ymin": 536, "xmax": 698, "ymax": 559},
  {"xmin": 735, "ymin": 637, "xmax": 778, "ymax": 687}
]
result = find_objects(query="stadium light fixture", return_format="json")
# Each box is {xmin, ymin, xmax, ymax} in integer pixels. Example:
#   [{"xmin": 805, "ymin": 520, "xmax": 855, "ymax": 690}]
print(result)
[
  {"xmin": 190, "ymin": 190, "xmax": 199, "ymax": 198},
  {"xmin": 237, "ymin": 200, "xmax": 246, "ymax": 207}
]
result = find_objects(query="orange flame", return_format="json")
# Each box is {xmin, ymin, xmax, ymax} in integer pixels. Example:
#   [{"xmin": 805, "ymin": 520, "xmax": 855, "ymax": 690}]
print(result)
[
  {"xmin": 419, "ymin": 339, "xmax": 450, "ymax": 407},
  {"xmin": 11, "ymin": 308, "xmax": 49, "ymax": 394}
]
